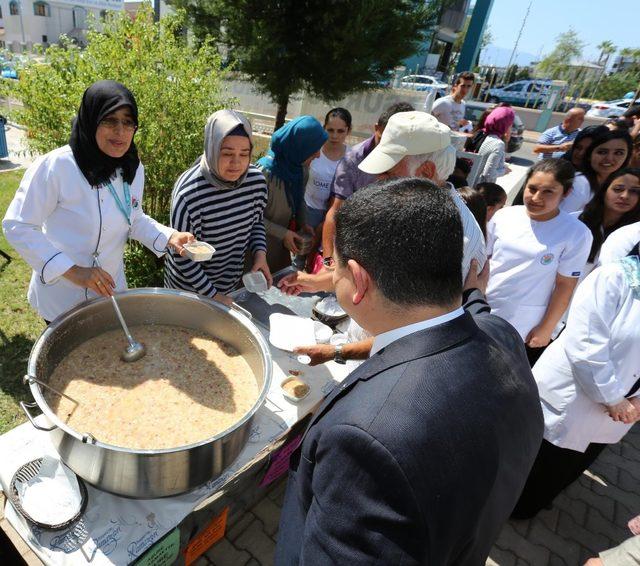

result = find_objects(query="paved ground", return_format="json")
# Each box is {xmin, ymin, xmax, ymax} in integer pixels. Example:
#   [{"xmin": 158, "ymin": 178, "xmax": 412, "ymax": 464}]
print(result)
[{"xmin": 0, "ymin": 123, "xmax": 34, "ymax": 172}]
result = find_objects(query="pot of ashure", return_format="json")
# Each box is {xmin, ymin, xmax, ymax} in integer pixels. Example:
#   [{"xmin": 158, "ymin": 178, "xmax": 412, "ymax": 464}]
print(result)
[{"xmin": 21, "ymin": 288, "xmax": 272, "ymax": 498}]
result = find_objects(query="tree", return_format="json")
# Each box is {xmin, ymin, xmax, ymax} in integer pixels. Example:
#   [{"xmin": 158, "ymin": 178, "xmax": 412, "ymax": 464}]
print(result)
[
  {"xmin": 619, "ymin": 47, "xmax": 640, "ymax": 73},
  {"xmin": 595, "ymin": 70, "xmax": 640, "ymax": 101},
  {"xmin": 597, "ymin": 40, "xmax": 616, "ymax": 68},
  {"xmin": 7, "ymin": 6, "xmax": 230, "ymax": 285},
  {"xmin": 536, "ymin": 29, "xmax": 585, "ymax": 80},
  {"xmin": 170, "ymin": 0, "xmax": 444, "ymax": 129}
]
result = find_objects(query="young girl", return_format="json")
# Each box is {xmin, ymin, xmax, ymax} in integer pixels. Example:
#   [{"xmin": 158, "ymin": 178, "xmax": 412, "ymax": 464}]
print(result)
[
  {"xmin": 561, "ymin": 130, "xmax": 632, "ymax": 214},
  {"xmin": 476, "ymin": 106, "xmax": 515, "ymax": 184},
  {"xmin": 474, "ymin": 181, "xmax": 507, "ymax": 222},
  {"xmin": 486, "ymin": 159, "xmax": 593, "ymax": 365},
  {"xmin": 257, "ymin": 116, "xmax": 327, "ymax": 272},
  {"xmin": 165, "ymin": 109, "xmax": 271, "ymax": 306},
  {"xmin": 579, "ymin": 168, "xmax": 640, "ymax": 270},
  {"xmin": 303, "ymin": 108, "xmax": 352, "ymax": 229}
]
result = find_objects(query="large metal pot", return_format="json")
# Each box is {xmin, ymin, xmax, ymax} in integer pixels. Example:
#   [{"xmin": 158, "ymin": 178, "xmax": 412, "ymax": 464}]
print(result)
[{"xmin": 21, "ymin": 288, "xmax": 272, "ymax": 499}]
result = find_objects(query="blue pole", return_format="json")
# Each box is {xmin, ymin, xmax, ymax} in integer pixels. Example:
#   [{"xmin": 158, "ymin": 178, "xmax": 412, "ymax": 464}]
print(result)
[{"xmin": 456, "ymin": 0, "xmax": 494, "ymax": 73}]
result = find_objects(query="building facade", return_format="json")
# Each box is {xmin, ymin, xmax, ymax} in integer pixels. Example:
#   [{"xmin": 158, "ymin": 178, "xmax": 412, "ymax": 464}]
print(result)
[{"xmin": 0, "ymin": 0, "xmax": 123, "ymax": 52}]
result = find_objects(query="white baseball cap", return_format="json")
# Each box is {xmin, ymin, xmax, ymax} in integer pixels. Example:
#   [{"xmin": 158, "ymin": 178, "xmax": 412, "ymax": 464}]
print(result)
[{"xmin": 359, "ymin": 111, "xmax": 452, "ymax": 175}]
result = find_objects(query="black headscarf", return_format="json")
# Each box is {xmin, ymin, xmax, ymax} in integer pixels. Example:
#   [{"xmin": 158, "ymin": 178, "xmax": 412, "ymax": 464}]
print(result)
[{"xmin": 69, "ymin": 80, "xmax": 140, "ymax": 187}]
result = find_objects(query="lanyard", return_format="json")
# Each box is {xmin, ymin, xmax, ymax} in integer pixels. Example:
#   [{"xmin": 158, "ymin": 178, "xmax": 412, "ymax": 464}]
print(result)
[{"xmin": 104, "ymin": 180, "xmax": 132, "ymax": 226}]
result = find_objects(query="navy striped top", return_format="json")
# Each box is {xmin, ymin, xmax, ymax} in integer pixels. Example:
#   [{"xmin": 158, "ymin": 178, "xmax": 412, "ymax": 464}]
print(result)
[{"xmin": 164, "ymin": 164, "xmax": 268, "ymax": 297}]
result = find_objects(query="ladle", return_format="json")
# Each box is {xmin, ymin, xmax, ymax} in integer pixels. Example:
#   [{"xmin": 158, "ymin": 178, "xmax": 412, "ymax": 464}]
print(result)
[{"xmin": 93, "ymin": 254, "xmax": 146, "ymax": 363}]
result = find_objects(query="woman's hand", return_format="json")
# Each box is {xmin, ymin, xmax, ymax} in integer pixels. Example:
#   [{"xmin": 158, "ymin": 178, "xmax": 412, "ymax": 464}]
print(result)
[
  {"xmin": 251, "ymin": 251, "xmax": 273, "ymax": 288},
  {"xmin": 168, "ymin": 231, "xmax": 195, "ymax": 255},
  {"xmin": 212, "ymin": 293, "xmax": 234, "ymax": 307},
  {"xmin": 525, "ymin": 324, "xmax": 553, "ymax": 349},
  {"xmin": 63, "ymin": 265, "xmax": 115, "ymax": 297},
  {"xmin": 283, "ymin": 230, "xmax": 302, "ymax": 254},
  {"xmin": 278, "ymin": 271, "xmax": 325, "ymax": 296},
  {"xmin": 606, "ymin": 399, "xmax": 640, "ymax": 424}
]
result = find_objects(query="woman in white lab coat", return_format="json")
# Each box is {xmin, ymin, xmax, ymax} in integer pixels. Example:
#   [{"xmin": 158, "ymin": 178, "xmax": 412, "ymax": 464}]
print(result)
[
  {"xmin": 2, "ymin": 80, "xmax": 193, "ymax": 322},
  {"xmin": 511, "ymin": 255, "xmax": 640, "ymax": 519}
]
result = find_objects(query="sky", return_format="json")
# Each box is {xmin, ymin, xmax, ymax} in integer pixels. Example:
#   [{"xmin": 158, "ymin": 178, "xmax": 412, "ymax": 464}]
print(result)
[{"xmin": 479, "ymin": 0, "xmax": 638, "ymax": 67}]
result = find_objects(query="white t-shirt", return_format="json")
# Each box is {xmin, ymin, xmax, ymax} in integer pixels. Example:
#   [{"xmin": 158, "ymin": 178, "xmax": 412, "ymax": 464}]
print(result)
[
  {"xmin": 598, "ymin": 221, "xmax": 640, "ymax": 265},
  {"xmin": 559, "ymin": 173, "xmax": 592, "ymax": 214},
  {"xmin": 486, "ymin": 206, "xmax": 593, "ymax": 339},
  {"xmin": 304, "ymin": 149, "xmax": 343, "ymax": 212},
  {"xmin": 431, "ymin": 95, "xmax": 465, "ymax": 131}
]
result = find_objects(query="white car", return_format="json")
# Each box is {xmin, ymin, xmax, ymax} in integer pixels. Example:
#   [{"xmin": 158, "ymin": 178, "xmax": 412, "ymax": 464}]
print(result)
[
  {"xmin": 399, "ymin": 74, "xmax": 448, "ymax": 93},
  {"xmin": 586, "ymin": 99, "xmax": 633, "ymax": 118}
]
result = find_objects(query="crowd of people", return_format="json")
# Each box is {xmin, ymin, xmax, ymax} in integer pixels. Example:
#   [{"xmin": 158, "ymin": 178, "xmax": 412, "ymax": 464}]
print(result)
[{"xmin": 3, "ymin": 75, "xmax": 640, "ymax": 564}]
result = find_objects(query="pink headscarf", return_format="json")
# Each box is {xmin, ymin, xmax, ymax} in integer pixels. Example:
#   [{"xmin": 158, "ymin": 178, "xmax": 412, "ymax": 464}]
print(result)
[{"xmin": 483, "ymin": 106, "xmax": 515, "ymax": 137}]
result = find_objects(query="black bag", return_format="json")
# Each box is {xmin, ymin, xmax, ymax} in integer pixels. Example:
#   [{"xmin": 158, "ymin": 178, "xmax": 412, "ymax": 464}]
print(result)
[{"xmin": 464, "ymin": 130, "xmax": 487, "ymax": 153}]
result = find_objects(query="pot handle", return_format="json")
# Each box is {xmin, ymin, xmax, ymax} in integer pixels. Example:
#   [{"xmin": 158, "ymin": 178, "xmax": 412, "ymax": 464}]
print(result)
[
  {"xmin": 231, "ymin": 302, "xmax": 252, "ymax": 320},
  {"xmin": 20, "ymin": 401, "xmax": 57, "ymax": 432}
]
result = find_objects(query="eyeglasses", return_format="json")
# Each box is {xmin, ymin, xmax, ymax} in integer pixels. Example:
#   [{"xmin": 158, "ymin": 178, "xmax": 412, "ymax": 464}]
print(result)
[
  {"xmin": 99, "ymin": 117, "xmax": 137, "ymax": 132},
  {"xmin": 322, "ymin": 256, "xmax": 336, "ymax": 270}
]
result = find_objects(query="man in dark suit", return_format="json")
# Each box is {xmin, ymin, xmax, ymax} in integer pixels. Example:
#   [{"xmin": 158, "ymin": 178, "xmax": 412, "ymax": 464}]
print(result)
[{"xmin": 275, "ymin": 178, "xmax": 543, "ymax": 565}]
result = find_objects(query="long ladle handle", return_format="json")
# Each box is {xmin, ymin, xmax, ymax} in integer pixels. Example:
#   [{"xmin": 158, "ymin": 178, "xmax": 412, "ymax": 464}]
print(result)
[{"xmin": 93, "ymin": 254, "xmax": 136, "ymax": 348}]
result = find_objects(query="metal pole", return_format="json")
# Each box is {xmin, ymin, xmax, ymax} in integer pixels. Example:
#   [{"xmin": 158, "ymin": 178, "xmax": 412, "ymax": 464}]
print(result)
[
  {"xmin": 505, "ymin": 0, "xmax": 532, "ymax": 71},
  {"xmin": 18, "ymin": 0, "xmax": 26, "ymax": 47}
]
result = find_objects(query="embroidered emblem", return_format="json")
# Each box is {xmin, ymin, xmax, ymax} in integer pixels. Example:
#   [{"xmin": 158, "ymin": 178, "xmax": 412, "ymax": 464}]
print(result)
[
  {"xmin": 131, "ymin": 197, "xmax": 139, "ymax": 209},
  {"xmin": 540, "ymin": 253, "xmax": 555, "ymax": 265}
]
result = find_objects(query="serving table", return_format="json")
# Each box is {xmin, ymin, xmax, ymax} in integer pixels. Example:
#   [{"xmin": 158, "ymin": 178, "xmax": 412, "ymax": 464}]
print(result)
[{"xmin": 0, "ymin": 276, "xmax": 351, "ymax": 565}]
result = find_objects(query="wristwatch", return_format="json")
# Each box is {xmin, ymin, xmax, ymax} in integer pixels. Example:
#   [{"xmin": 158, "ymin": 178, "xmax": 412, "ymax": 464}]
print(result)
[{"xmin": 333, "ymin": 344, "xmax": 346, "ymax": 365}]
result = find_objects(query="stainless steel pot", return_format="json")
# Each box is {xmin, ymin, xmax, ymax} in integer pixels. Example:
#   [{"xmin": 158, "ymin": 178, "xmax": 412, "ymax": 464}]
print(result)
[{"xmin": 21, "ymin": 288, "xmax": 272, "ymax": 499}]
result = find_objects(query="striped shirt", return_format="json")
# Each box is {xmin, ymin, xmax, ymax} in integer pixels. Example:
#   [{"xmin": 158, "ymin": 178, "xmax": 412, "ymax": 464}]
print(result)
[
  {"xmin": 537, "ymin": 125, "xmax": 581, "ymax": 159},
  {"xmin": 477, "ymin": 135, "xmax": 507, "ymax": 184},
  {"xmin": 164, "ymin": 164, "xmax": 268, "ymax": 297}
]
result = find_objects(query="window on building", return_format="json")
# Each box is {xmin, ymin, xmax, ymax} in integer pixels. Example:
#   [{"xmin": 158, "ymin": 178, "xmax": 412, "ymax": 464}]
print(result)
[
  {"xmin": 72, "ymin": 6, "xmax": 87, "ymax": 28},
  {"xmin": 42, "ymin": 35, "xmax": 48, "ymax": 44},
  {"xmin": 33, "ymin": 1, "xmax": 50, "ymax": 17},
  {"xmin": 9, "ymin": 1, "xmax": 19, "ymax": 16}
]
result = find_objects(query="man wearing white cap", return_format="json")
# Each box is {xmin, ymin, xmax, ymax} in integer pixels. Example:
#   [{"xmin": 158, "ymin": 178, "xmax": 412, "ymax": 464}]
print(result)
[
  {"xmin": 279, "ymin": 112, "xmax": 487, "ymax": 367},
  {"xmin": 358, "ymin": 110, "xmax": 486, "ymax": 280}
]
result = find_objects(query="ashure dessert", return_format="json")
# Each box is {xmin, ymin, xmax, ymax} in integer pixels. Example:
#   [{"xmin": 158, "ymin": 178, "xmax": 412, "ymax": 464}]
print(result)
[{"xmin": 46, "ymin": 325, "xmax": 259, "ymax": 450}]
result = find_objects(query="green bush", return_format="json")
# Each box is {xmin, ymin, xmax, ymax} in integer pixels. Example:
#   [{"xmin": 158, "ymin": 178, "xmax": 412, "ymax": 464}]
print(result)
[
  {"xmin": 7, "ymin": 6, "xmax": 232, "ymax": 285},
  {"xmin": 594, "ymin": 71, "xmax": 640, "ymax": 101}
]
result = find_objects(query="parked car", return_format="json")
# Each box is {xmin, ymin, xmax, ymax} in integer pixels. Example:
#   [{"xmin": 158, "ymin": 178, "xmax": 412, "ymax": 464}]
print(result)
[
  {"xmin": 464, "ymin": 100, "xmax": 524, "ymax": 153},
  {"xmin": 400, "ymin": 74, "xmax": 448, "ymax": 95},
  {"xmin": 586, "ymin": 99, "xmax": 634, "ymax": 118},
  {"xmin": 485, "ymin": 80, "xmax": 553, "ymax": 108},
  {"xmin": 1, "ymin": 64, "xmax": 17, "ymax": 80}
]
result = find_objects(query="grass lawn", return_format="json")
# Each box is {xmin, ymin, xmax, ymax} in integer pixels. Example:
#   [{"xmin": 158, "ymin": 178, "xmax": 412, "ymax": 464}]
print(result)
[{"xmin": 0, "ymin": 169, "xmax": 45, "ymax": 434}]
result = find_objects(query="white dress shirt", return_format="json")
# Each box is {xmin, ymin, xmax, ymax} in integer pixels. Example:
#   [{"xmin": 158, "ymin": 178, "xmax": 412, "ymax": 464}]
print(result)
[
  {"xmin": 370, "ymin": 307, "xmax": 465, "ymax": 357},
  {"xmin": 2, "ymin": 145, "xmax": 174, "ymax": 321},
  {"xmin": 533, "ymin": 260, "xmax": 640, "ymax": 451}
]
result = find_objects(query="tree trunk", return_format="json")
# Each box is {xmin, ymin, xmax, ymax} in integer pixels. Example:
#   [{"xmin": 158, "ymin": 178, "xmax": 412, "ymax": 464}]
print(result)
[{"xmin": 274, "ymin": 94, "xmax": 289, "ymax": 132}]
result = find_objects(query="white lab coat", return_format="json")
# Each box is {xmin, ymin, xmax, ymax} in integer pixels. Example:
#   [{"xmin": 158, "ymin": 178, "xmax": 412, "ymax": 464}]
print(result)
[
  {"xmin": 2, "ymin": 145, "xmax": 174, "ymax": 321},
  {"xmin": 533, "ymin": 260, "xmax": 640, "ymax": 452}
]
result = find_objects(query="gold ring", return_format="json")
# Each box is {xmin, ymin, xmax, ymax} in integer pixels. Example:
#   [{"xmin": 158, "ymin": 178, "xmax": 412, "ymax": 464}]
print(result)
[{"xmin": 97, "ymin": 281, "xmax": 103, "ymax": 286}]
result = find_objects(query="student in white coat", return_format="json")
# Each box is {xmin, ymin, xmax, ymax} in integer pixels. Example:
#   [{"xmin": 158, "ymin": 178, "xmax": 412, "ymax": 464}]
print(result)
[
  {"xmin": 486, "ymin": 158, "xmax": 593, "ymax": 366},
  {"xmin": 512, "ymin": 256, "xmax": 640, "ymax": 519},
  {"xmin": 598, "ymin": 220, "xmax": 640, "ymax": 265},
  {"xmin": 2, "ymin": 80, "xmax": 194, "ymax": 322}
]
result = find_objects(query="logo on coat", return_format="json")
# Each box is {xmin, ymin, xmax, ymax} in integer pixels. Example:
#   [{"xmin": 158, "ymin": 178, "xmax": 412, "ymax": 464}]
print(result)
[{"xmin": 540, "ymin": 253, "xmax": 555, "ymax": 265}]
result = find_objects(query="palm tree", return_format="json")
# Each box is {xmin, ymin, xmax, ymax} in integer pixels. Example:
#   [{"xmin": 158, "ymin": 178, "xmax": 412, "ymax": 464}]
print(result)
[{"xmin": 597, "ymin": 40, "xmax": 616, "ymax": 67}]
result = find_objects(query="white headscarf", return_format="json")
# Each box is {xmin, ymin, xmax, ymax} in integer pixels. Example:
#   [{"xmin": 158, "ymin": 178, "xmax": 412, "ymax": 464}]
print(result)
[{"xmin": 200, "ymin": 109, "xmax": 253, "ymax": 189}]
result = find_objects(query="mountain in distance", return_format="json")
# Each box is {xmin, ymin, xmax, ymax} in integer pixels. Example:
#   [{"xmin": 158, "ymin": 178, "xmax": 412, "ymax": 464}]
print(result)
[{"xmin": 479, "ymin": 45, "xmax": 538, "ymax": 67}]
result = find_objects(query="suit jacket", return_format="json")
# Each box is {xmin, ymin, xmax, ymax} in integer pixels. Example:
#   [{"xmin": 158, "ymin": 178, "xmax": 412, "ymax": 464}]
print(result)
[{"xmin": 275, "ymin": 307, "xmax": 543, "ymax": 565}]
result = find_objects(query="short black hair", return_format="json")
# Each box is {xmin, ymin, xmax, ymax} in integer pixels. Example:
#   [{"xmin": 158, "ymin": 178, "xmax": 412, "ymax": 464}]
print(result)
[
  {"xmin": 475, "ymin": 182, "xmax": 507, "ymax": 206},
  {"xmin": 334, "ymin": 178, "xmax": 463, "ymax": 307},
  {"xmin": 623, "ymin": 104, "xmax": 640, "ymax": 119},
  {"xmin": 377, "ymin": 102, "xmax": 415, "ymax": 128},
  {"xmin": 455, "ymin": 71, "xmax": 475, "ymax": 85}
]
